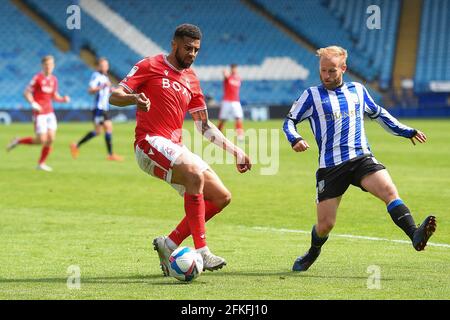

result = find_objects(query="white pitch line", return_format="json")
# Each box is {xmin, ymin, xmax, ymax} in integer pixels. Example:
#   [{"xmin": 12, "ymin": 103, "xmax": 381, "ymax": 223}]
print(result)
[{"xmin": 249, "ymin": 226, "xmax": 450, "ymax": 249}]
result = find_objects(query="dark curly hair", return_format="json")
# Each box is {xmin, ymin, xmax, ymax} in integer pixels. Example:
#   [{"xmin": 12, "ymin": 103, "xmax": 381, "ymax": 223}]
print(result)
[{"xmin": 173, "ymin": 24, "xmax": 202, "ymax": 40}]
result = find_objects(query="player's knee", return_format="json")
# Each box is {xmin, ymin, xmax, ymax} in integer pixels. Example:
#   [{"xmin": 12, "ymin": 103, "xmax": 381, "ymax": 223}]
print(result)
[
  {"xmin": 383, "ymin": 186, "xmax": 399, "ymax": 203},
  {"xmin": 217, "ymin": 191, "xmax": 232, "ymax": 209},
  {"xmin": 317, "ymin": 219, "xmax": 335, "ymax": 235}
]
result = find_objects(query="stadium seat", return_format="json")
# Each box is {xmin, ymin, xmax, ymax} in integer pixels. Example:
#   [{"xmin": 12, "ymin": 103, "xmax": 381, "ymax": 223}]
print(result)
[{"xmin": 0, "ymin": 1, "xmax": 93, "ymax": 109}]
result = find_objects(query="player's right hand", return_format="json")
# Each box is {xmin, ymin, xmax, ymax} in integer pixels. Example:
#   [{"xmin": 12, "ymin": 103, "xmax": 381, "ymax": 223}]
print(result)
[
  {"xmin": 236, "ymin": 151, "xmax": 252, "ymax": 173},
  {"xmin": 31, "ymin": 101, "xmax": 42, "ymax": 112},
  {"xmin": 293, "ymin": 139, "xmax": 310, "ymax": 152},
  {"xmin": 410, "ymin": 130, "xmax": 427, "ymax": 145},
  {"xmin": 135, "ymin": 93, "xmax": 150, "ymax": 112}
]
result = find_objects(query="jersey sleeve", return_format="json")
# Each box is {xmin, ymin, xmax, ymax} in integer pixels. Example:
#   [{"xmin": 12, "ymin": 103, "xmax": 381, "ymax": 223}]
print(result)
[
  {"xmin": 89, "ymin": 73, "xmax": 100, "ymax": 88},
  {"xmin": 283, "ymin": 89, "xmax": 313, "ymax": 146},
  {"xmin": 27, "ymin": 75, "xmax": 39, "ymax": 93},
  {"xmin": 362, "ymin": 85, "xmax": 416, "ymax": 138},
  {"xmin": 362, "ymin": 86, "xmax": 382, "ymax": 118},
  {"xmin": 188, "ymin": 76, "xmax": 207, "ymax": 114},
  {"xmin": 53, "ymin": 77, "xmax": 59, "ymax": 95},
  {"xmin": 119, "ymin": 58, "xmax": 150, "ymax": 94}
]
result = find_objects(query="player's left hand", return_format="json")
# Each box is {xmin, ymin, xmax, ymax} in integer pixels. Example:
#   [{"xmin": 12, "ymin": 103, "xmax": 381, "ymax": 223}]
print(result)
[
  {"xmin": 410, "ymin": 130, "xmax": 427, "ymax": 145},
  {"xmin": 236, "ymin": 151, "xmax": 252, "ymax": 173},
  {"xmin": 63, "ymin": 96, "xmax": 71, "ymax": 103}
]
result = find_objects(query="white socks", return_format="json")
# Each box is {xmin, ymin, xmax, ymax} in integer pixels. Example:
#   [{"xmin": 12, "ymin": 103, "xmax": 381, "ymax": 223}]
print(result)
[
  {"xmin": 165, "ymin": 237, "xmax": 178, "ymax": 251},
  {"xmin": 196, "ymin": 246, "xmax": 210, "ymax": 255}
]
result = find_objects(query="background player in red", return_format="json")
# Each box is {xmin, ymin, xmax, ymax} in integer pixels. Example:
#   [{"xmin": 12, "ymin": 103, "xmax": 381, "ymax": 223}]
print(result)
[
  {"xmin": 217, "ymin": 64, "xmax": 245, "ymax": 142},
  {"xmin": 109, "ymin": 24, "xmax": 252, "ymax": 275},
  {"xmin": 7, "ymin": 55, "xmax": 70, "ymax": 171}
]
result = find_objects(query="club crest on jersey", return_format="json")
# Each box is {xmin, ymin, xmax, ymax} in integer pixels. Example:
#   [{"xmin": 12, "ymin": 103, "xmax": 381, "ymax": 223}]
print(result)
[{"xmin": 321, "ymin": 97, "xmax": 330, "ymax": 105}]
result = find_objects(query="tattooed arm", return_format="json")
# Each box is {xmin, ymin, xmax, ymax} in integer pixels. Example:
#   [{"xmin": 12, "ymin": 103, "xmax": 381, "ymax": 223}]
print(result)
[{"xmin": 191, "ymin": 109, "xmax": 251, "ymax": 173}]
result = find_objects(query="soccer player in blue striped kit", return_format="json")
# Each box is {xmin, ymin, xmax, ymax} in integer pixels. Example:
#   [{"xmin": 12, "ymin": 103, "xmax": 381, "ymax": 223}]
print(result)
[{"xmin": 283, "ymin": 46, "xmax": 437, "ymax": 272}]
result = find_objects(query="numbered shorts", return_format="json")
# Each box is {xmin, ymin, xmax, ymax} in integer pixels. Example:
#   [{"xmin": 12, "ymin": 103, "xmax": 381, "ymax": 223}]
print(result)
[
  {"xmin": 219, "ymin": 100, "xmax": 243, "ymax": 120},
  {"xmin": 135, "ymin": 135, "xmax": 209, "ymax": 196},
  {"xmin": 34, "ymin": 112, "xmax": 57, "ymax": 135},
  {"xmin": 315, "ymin": 155, "xmax": 386, "ymax": 203},
  {"xmin": 93, "ymin": 109, "xmax": 111, "ymax": 125}
]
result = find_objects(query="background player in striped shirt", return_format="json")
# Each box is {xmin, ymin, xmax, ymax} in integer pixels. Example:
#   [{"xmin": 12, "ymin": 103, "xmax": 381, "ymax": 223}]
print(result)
[
  {"xmin": 283, "ymin": 46, "xmax": 436, "ymax": 272},
  {"xmin": 109, "ymin": 24, "xmax": 251, "ymax": 274},
  {"xmin": 217, "ymin": 64, "xmax": 245, "ymax": 142},
  {"xmin": 70, "ymin": 58, "xmax": 123, "ymax": 161},
  {"xmin": 7, "ymin": 55, "xmax": 70, "ymax": 171}
]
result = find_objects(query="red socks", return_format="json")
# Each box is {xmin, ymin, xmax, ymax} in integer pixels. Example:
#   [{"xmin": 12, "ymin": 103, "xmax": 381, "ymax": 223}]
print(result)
[
  {"xmin": 235, "ymin": 120, "xmax": 244, "ymax": 137},
  {"xmin": 169, "ymin": 199, "xmax": 222, "ymax": 247},
  {"xmin": 16, "ymin": 137, "xmax": 52, "ymax": 165},
  {"xmin": 182, "ymin": 193, "xmax": 206, "ymax": 249},
  {"xmin": 18, "ymin": 137, "xmax": 34, "ymax": 145},
  {"xmin": 39, "ymin": 146, "xmax": 52, "ymax": 164}
]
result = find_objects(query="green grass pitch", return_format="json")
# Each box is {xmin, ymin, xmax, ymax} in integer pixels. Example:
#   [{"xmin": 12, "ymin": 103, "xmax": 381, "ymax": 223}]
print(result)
[{"xmin": 0, "ymin": 119, "xmax": 449, "ymax": 299}]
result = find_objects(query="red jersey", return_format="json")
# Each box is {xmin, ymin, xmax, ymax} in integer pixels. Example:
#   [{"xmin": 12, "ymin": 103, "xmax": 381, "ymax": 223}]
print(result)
[
  {"xmin": 120, "ymin": 54, "xmax": 206, "ymax": 145},
  {"xmin": 27, "ymin": 72, "xmax": 58, "ymax": 115},
  {"xmin": 223, "ymin": 73, "xmax": 241, "ymax": 102}
]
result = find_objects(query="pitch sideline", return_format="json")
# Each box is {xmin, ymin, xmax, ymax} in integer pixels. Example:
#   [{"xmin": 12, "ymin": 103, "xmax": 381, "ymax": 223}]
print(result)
[{"xmin": 248, "ymin": 226, "xmax": 450, "ymax": 249}]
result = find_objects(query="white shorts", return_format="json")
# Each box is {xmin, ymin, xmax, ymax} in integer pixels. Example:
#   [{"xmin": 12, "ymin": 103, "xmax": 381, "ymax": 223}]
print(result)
[
  {"xmin": 219, "ymin": 100, "xmax": 243, "ymax": 120},
  {"xmin": 135, "ymin": 135, "xmax": 209, "ymax": 196},
  {"xmin": 34, "ymin": 113, "xmax": 57, "ymax": 135}
]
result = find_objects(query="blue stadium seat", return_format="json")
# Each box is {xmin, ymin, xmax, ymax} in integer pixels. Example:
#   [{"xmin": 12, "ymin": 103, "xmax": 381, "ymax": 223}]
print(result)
[
  {"xmin": 0, "ymin": 1, "xmax": 93, "ymax": 109},
  {"xmin": 415, "ymin": 0, "xmax": 450, "ymax": 92},
  {"xmin": 15, "ymin": 0, "xmax": 382, "ymax": 107},
  {"xmin": 253, "ymin": 0, "xmax": 401, "ymax": 88}
]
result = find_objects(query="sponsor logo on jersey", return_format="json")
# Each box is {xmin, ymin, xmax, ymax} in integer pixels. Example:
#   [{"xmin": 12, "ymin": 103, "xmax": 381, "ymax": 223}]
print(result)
[
  {"xmin": 162, "ymin": 78, "xmax": 191, "ymax": 98},
  {"xmin": 41, "ymin": 80, "xmax": 55, "ymax": 94},
  {"xmin": 324, "ymin": 110, "xmax": 357, "ymax": 122}
]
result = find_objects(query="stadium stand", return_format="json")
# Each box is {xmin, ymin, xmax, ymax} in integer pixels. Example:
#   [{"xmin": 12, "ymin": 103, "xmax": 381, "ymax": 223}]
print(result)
[
  {"xmin": 415, "ymin": 0, "xmax": 450, "ymax": 93},
  {"xmin": 0, "ymin": 1, "xmax": 92, "ymax": 109},
  {"xmin": 2, "ymin": 0, "xmax": 386, "ymax": 110},
  {"xmin": 252, "ymin": 0, "xmax": 401, "ymax": 89},
  {"xmin": 23, "ymin": 0, "xmax": 323, "ymax": 105}
]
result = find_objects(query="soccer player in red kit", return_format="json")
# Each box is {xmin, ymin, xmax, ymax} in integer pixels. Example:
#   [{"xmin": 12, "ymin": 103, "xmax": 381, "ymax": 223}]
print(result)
[
  {"xmin": 7, "ymin": 55, "xmax": 70, "ymax": 171},
  {"xmin": 109, "ymin": 24, "xmax": 252, "ymax": 274},
  {"xmin": 217, "ymin": 64, "xmax": 244, "ymax": 141}
]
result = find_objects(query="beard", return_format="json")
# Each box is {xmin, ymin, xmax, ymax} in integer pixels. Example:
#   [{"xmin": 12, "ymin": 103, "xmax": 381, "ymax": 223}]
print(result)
[
  {"xmin": 320, "ymin": 75, "xmax": 342, "ymax": 90},
  {"xmin": 175, "ymin": 49, "xmax": 193, "ymax": 69}
]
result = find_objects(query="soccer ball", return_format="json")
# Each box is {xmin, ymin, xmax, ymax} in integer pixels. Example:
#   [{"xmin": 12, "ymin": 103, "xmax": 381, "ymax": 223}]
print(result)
[{"xmin": 168, "ymin": 246, "xmax": 203, "ymax": 282}]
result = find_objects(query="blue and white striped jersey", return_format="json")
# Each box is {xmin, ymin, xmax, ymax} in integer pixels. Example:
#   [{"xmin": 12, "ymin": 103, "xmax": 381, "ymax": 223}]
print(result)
[
  {"xmin": 89, "ymin": 71, "xmax": 111, "ymax": 111},
  {"xmin": 283, "ymin": 82, "xmax": 416, "ymax": 168}
]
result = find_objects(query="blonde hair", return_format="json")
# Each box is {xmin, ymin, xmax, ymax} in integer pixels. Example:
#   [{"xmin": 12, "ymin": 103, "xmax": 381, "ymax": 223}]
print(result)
[
  {"xmin": 316, "ymin": 46, "xmax": 348, "ymax": 64},
  {"xmin": 41, "ymin": 55, "xmax": 54, "ymax": 64}
]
